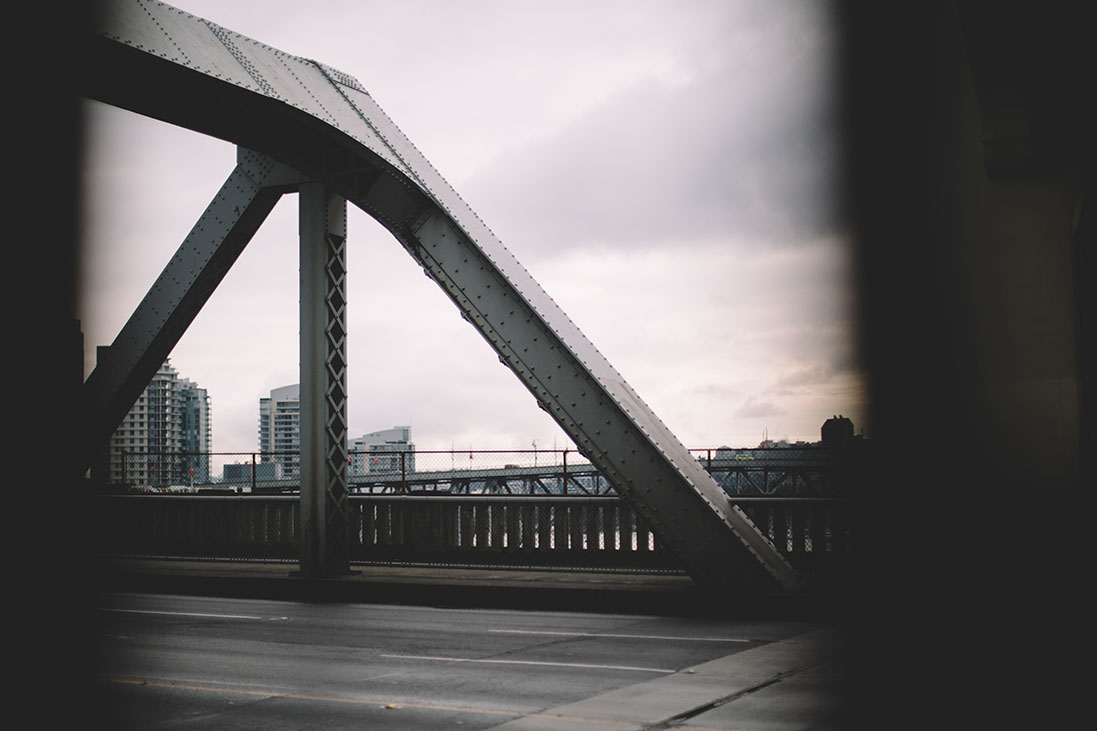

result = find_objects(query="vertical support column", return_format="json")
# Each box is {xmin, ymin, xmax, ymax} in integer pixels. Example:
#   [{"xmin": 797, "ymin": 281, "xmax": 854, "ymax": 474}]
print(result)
[{"xmin": 299, "ymin": 182, "xmax": 350, "ymax": 577}]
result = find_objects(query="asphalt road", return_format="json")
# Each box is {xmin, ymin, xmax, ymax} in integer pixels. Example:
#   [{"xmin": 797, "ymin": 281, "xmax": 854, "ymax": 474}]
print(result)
[{"xmin": 84, "ymin": 592, "xmax": 826, "ymax": 729}]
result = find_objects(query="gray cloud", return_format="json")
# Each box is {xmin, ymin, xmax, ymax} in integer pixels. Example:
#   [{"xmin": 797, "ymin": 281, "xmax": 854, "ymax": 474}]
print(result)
[
  {"xmin": 463, "ymin": 3, "xmax": 840, "ymax": 259},
  {"xmin": 734, "ymin": 396, "xmax": 786, "ymax": 420},
  {"xmin": 82, "ymin": 0, "xmax": 863, "ymax": 454}
]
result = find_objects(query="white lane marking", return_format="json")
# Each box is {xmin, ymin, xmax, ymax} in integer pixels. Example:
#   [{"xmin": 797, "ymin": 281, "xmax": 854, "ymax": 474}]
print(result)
[
  {"xmin": 108, "ymin": 676, "xmax": 631, "ymax": 723},
  {"xmin": 100, "ymin": 608, "xmax": 286, "ymax": 621},
  {"xmin": 488, "ymin": 629, "xmax": 752, "ymax": 643},
  {"xmin": 381, "ymin": 654, "xmax": 674, "ymax": 674}
]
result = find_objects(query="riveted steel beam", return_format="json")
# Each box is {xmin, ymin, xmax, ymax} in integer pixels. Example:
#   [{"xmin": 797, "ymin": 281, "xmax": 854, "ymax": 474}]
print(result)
[
  {"xmin": 78, "ymin": 149, "xmax": 304, "ymax": 475},
  {"xmin": 82, "ymin": 0, "xmax": 800, "ymax": 593},
  {"xmin": 404, "ymin": 211, "xmax": 797, "ymax": 593},
  {"xmin": 299, "ymin": 182, "xmax": 350, "ymax": 577}
]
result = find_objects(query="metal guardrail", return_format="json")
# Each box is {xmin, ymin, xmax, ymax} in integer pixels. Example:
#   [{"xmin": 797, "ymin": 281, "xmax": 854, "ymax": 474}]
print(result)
[
  {"xmin": 95, "ymin": 448, "xmax": 860, "ymax": 577},
  {"xmin": 84, "ymin": 493, "xmax": 854, "ymax": 575}
]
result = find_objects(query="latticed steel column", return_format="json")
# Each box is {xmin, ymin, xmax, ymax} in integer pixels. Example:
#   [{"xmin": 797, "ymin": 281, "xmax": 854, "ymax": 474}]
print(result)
[{"xmin": 299, "ymin": 182, "xmax": 350, "ymax": 577}]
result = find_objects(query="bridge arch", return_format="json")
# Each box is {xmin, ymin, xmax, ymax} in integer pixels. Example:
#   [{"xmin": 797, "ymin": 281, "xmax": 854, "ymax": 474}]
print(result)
[{"xmin": 79, "ymin": 0, "xmax": 799, "ymax": 593}]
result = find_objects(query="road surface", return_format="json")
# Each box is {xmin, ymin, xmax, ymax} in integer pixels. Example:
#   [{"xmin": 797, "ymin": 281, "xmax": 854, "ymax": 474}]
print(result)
[{"xmin": 85, "ymin": 592, "xmax": 842, "ymax": 729}]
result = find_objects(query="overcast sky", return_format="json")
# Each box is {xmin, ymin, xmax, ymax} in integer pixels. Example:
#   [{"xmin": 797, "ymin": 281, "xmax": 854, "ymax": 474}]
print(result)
[{"xmin": 78, "ymin": 0, "xmax": 865, "ymax": 454}]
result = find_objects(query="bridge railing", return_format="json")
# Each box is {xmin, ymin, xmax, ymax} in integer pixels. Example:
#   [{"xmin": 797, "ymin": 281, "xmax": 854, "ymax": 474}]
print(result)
[
  {"xmin": 83, "ymin": 493, "xmax": 854, "ymax": 576},
  {"xmin": 95, "ymin": 447, "xmax": 861, "ymax": 577}
]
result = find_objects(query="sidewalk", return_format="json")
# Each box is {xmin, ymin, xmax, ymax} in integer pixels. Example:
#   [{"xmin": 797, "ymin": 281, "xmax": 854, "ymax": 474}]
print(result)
[
  {"xmin": 489, "ymin": 626, "xmax": 848, "ymax": 730},
  {"xmin": 85, "ymin": 556, "xmax": 844, "ymax": 618}
]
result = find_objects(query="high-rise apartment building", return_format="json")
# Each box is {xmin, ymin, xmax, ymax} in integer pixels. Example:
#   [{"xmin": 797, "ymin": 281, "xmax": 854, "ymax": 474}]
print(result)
[
  {"xmin": 179, "ymin": 378, "xmax": 212, "ymax": 482},
  {"xmin": 350, "ymin": 426, "xmax": 415, "ymax": 477},
  {"xmin": 99, "ymin": 359, "xmax": 212, "ymax": 486},
  {"xmin": 258, "ymin": 384, "xmax": 300, "ymax": 480},
  {"xmin": 257, "ymin": 385, "xmax": 412, "ymax": 481}
]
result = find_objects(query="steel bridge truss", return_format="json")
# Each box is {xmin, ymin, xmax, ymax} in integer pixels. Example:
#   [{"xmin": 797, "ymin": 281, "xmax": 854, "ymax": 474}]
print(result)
[{"xmin": 78, "ymin": 0, "xmax": 800, "ymax": 593}]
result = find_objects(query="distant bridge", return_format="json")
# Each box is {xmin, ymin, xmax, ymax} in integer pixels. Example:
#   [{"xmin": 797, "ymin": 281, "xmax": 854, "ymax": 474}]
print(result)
[
  {"xmin": 350, "ymin": 461, "xmax": 614, "ymax": 496},
  {"xmin": 121, "ymin": 447, "xmax": 862, "ymax": 497},
  {"xmin": 346, "ymin": 448, "xmax": 861, "ymax": 497}
]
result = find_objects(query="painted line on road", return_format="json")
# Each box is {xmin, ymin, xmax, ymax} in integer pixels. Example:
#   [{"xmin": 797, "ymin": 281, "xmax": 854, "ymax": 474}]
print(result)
[
  {"xmin": 99, "ymin": 608, "xmax": 287, "ymax": 621},
  {"xmin": 105, "ymin": 676, "xmax": 642, "ymax": 725},
  {"xmin": 489, "ymin": 629, "xmax": 754, "ymax": 643},
  {"xmin": 381, "ymin": 653, "xmax": 674, "ymax": 674}
]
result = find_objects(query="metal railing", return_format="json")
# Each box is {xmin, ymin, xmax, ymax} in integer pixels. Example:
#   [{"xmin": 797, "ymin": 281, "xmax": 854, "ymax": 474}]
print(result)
[
  {"xmin": 84, "ymin": 493, "xmax": 854, "ymax": 574},
  {"xmin": 93, "ymin": 447, "xmax": 861, "ymax": 576}
]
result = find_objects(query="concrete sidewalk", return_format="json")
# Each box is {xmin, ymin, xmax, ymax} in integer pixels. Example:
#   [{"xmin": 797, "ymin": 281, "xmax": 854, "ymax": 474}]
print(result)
[
  {"xmin": 490, "ymin": 626, "xmax": 847, "ymax": 731},
  {"xmin": 85, "ymin": 557, "xmax": 845, "ymax": 618}
]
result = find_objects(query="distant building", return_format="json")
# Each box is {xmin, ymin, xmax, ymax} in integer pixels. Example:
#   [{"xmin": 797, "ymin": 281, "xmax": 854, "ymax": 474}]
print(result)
[
  {"xmin": 98, "ymin": 358, "xmax": 212, "ymax": 486},
  {"xmin": 821, "ymin": 415, "xmax": 858, "ymax": 447},
  {"xmin": 350, "ymin": 426, "xmax": 415, "ymax": 477},
  {"xmin": 222, "ymin": 462, "xmax": 251, "ymax": 482},
  {"xmin": 257, "ymin": 386, "xmax": 413, "ymax": 481},
  {"xmin": 258, "ymin": 384, "xmax": 300, "ymax": 480},
  {"xmin": 759, "ymin": 438, "xmax": 792, "ymax": 449},
  {"xmin": 223, "ymin": 460, "xmax": 282, "ymax": 486},
  {"xmin": 179, "ymin": 378, "xmax": 211, "ymax": 483}
]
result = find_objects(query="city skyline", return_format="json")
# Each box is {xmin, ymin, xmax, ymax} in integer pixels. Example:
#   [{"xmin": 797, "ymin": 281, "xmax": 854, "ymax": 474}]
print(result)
[{"xmin": 78, "ymin": 0, "xmax": 866, "ymax": 453}]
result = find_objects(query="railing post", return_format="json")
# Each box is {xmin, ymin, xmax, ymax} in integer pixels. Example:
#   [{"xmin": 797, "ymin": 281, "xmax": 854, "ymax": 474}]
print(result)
[
  {"xmin": 401, "ymin": 451, "xmax": 407, "ymax": 494},
  {"xmin": 251, "ymin": 453, "xmax": 257, "ymax": 494},
  {"xmin": 563, "ymin": 449, "xmax": 568, "ymax": 495}
]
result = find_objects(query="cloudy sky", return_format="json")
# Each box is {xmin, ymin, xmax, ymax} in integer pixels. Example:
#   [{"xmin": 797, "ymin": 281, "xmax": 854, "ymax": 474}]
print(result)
[{"xmin": 79, "ymin": 0, "xmax": 865, "ymax": 455}]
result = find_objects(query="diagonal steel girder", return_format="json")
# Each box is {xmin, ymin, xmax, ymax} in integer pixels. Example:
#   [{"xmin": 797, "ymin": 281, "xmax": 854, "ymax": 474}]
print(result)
[
  {"xmin": 81, "ymin": 0, "xmax": 800, "ymax": 593},
  {"xmin": 78, "ymin": 149, "xmax": 304, "ymax": 475}
]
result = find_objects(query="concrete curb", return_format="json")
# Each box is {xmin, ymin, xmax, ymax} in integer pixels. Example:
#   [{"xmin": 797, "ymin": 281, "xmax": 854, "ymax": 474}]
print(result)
[{"xmin": 86, "ymin": 557, "xmax": 849, "ymax": 619}]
